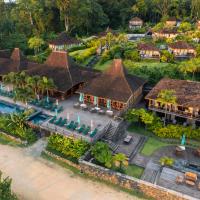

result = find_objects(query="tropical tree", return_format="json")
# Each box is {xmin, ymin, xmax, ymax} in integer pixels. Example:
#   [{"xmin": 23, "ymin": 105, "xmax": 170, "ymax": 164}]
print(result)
[
  {"xmin": 7, "ymin": 112, "xmax": 27, "ymax": 130},
  {"xmin": 25, "ymin": 75, "xmax": 41, "ymax": 98},
  {"xmin": 91, "ymin": 142, "xmax": 112, "ymax": 168},
  {"xmin": 28, "ymin": 36, "xmax": 45, "ymax": 54},
  {"xmin": 157, "ymin": 89, "xmax": 177, "ymax": 126},
  {"xmin": 113, "ymin": 153, "xmax": 128, "ymax": 171},
  {"xmin": 39, "ymin": 76, "xmax": 56, "ymax": 102},
  {"xmin": 0, "ymin": 171, "xmax": 18, "ymax": 200}
]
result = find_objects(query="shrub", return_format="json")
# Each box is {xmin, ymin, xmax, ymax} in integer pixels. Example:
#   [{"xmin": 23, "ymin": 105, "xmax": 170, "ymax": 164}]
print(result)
[
  {"xmin": 124, "ymin": 50, "xmax": 140, "ymax": 61},
  {"xmin": 160, "ymin": 50, "xmax": 174, "ymax": 63},
  {"xmin": 159, "ymin": 156, "xmax": 174, "ymax": 166},
  {"xmin": 47, "ymin": 134, "xmax": 90, "ymax": 160}
]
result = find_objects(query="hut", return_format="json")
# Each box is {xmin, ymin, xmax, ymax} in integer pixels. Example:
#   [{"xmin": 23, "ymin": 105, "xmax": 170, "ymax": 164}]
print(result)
[{"xmin": 129, "ymin": 17, "xmax": 144, "ymax": 29}]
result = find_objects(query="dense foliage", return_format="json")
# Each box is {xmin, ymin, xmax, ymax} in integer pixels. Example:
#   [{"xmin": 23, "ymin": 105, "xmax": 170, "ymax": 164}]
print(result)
[
  {"xmin": 47, "ymin": 134, "xmax": 90, "ymax": 160},
  {"xmin": 0, "ymin": 171, "xmax": 18, "ymax": 200},
  {"xmin": 1, "ymin": 0, "xmax": 200, "ymax": 50},
  {"xmin": 126, "ymin": 108, "xmax": 200, "ymax": 140},
  {"xmin": 0, "ymin": 113, "xmax": 37, "ymax": 144}
]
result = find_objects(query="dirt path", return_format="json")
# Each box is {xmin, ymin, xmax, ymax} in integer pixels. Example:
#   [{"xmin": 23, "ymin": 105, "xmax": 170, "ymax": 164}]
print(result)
[{"xmin": 0, "ymin": 143, "xmax": 141, "ymax": 200}]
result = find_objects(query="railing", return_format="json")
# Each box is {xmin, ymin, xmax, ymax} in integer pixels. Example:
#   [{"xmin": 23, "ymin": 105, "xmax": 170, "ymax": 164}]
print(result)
[{"xmin": 148, "ymin": 105, "xmax": 200, "ymax": 120}]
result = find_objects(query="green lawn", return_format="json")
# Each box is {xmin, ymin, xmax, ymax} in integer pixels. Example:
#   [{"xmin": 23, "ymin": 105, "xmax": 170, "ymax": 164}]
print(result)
[
  {"xmin": 141, "ymin": 137, "xmax": 169, "ymax": 156},
  {"xmin": 94, "ymin": 60, "xmax": 112, "ymax": 71},
  {"xmin": 0, "ymin": 133, "xmax": 22, "ymax": 147},
  {"xmin": 125, "ymin": 165, "xmax": 144, "ymax": 179}
]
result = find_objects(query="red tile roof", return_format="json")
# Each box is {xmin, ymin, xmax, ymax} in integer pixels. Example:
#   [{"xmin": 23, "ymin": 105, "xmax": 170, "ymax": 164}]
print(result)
[
  {"xmin": 168, "ymin": 41, "xmax": 195, "ymax": 50},
  {"xmin": 138, "ymin": 43, "xmax": 160, "ymax": 51}
]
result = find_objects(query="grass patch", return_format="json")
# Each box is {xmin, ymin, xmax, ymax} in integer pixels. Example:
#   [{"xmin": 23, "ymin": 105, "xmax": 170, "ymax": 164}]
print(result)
[
  {"xmin": 0, "ymin": 133, "xmax": 23, "ymax": 147},
  {"xmin": 41, "ymin": 151, "xmax": 151, "ymax": 200},
  {"xmin": 125, "ymin": 165, "xmax": 144, "ymax": 179},
  {"xmin": 141, "ymin": 137, "xmax": 169, "ymax": 156},
  {"xmin": 94, "ymin": 60, "xmax": 112, "ymax": 71}
]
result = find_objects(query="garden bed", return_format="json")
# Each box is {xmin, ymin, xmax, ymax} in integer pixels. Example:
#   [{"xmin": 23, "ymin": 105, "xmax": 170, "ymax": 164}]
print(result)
[{"xmin": 124, "ymin": 164, "xmax": 144, "ymax": 179}]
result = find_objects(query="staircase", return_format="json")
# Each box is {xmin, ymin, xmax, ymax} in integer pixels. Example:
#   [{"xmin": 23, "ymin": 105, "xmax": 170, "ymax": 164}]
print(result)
[
  {"xmin": 103, "ymin": 139, "xmax": 119, "ymax": 152},
  {"xmin": 103, "ymin": 122, "xmax": 118, "ymax": 141}
]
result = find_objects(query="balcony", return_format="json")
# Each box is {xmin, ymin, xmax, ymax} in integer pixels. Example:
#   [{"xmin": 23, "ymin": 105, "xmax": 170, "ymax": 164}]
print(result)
[{"xmin": 148, "ymin": 105, "xmax": 200, "ymax": 121}]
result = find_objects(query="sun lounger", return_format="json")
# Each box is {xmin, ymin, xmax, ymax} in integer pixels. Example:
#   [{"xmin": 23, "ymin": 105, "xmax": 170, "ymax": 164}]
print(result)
[
  {"xmin": 78, "ymin": 125, "xmax": 86, "ymax": 133},
  {"xmin": 83, "ymin": 126, "xmax": 90, "ymax": 135},
  {"xmin": 60, "ymin": 119, "xmax": 67, "ymax": 127},
  {"xmin": 57, "ymin": 106, "xmax": 63, "ymax": 113},
  {"xmin": 55, "ymin": 117, "xmax": 63, "ymax": 125},
  {"xmin": 66, "ymin": 121, "xmax": 74, "ymax": 129},
  {"xmin": 90, "ymin": 128, "xmax": 98, "ymax": 138},
  {"xmin": 49, "ymin": 116, "xmax": 56, "ymax": 124}
]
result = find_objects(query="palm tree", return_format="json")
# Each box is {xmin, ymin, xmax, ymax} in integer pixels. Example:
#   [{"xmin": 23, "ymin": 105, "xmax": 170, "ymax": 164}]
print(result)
[
  {"xmin": 2, "ymin": 72, "xmax": 16, "ymax": 91},
  {"xmin": 15, "ymin": 71, "xmax": 27, "ymax": 89},
  {"xmin": 39, "ymin": 76, "xmax": 56, "ymax": 102},
  {"xmin": 157, "ymin": 89, "xmax": 177, "ymax": 126},
  {"xmin": 113, "ymin": 153, "xmax": 128, "ymax": 171},
  {"xmin": 26, "ymin": 75, "xmax": 41, "ymax": 99},
  {"xmin": 7, "ymin": 112, "xmax": 27, "ymax": 130}
]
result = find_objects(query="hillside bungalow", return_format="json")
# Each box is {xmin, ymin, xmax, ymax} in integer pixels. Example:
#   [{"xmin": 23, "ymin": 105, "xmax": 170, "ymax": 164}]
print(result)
[
  {"xmin": 49, "ymin": 32, "xmax": 81, "ymax": 51},
  {"xmin": 78, "ymin": 59, "xmax": 146, "ymax": 111},
  {"xmin": 166, "ymin": 17, "xmax": 177, "ymax": 27},
  {"xmin": 26, "ymin": 51, "xmax": 99, "ymax": 99},
  {"xmin": 129, "ymin": 17, "xmax": 143, "ymax": 29},
  {"xmin": 138, "ymin": 43, "xmax": 160, "ymax": 59},
  {"xmin": 152, "ymin": 28, "xmax": 178, "ymax": 39},
  {"xmin": 168, "ymin": 41, "xmax": 196, "ymax": 59},
  {"xmin": 145, "ymin": 78, "xmax": 200, "ymax": 124}
]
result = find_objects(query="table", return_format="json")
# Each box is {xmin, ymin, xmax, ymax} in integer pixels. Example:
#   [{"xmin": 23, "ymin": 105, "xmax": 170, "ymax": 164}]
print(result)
[
  {"xmin": 106, "ymin": 110, "xmax": 113, "ymax": 116},
  {"xmin": 80, "ymin": 104, "xmax": 87, "ymax": 108},
  {"xmin": 124, "ymin": 135, "xmax": 133, "ymax": 144},
  {"xmin": 95, "ymin": 107, "xmax": 100, "ymax": 111}
]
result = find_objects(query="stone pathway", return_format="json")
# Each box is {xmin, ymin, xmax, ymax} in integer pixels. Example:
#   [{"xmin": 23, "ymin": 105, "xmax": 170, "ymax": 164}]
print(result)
[
  {"xmin": 0, "ymin": 144, "xmax": 140, "ymax": 200},
  {"xmin": 130, "ymin": 153, "xmax": 150, "ymax": 168}
]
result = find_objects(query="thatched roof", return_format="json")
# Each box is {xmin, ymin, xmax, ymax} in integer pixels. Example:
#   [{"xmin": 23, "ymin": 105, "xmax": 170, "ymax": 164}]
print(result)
[
  {"xmin": 49, "ymin": 32, "xmax": 81, "ymax": 46},
  {"xmin": 138, "ymin": 43, "xmax": 160, "ymax": 51},
  {"xmin": 168, "ymin": 41, "xmax": 195, "ymax": 50},
  {"xmin": 0, "ymin": 48, "xmax": 31, "ymax": 75},
  {"xmin": 26, "ymin": 51, "xmax": 99, "ymax": 93},
  {"xmin": 145, "ymin": 78, "xmax": 200, "ymax": 108},
  {"xmin": 78, "ymin": 59, "xmax": 146, "ymax": 103}
]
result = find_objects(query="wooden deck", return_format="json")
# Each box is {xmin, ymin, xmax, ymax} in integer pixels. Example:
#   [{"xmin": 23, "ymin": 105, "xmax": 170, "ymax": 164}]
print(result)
[{"xmin": 157, "ymin": 167, "xmax": 200, "ymax": 199}]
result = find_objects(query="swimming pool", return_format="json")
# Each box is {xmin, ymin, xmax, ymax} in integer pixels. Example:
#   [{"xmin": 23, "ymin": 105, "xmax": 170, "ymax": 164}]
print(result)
[
  {"xmin": 0, "ymin": 101, "xmax": 24, "ymax": 114},
  {"xmin": 29, "ymin": 112, "xmax": 50, "ymax": 125}
]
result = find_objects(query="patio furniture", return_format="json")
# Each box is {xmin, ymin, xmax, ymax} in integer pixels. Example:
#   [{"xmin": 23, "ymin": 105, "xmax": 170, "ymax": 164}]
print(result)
[
  {"xmin": 73, "ymin": 102, "xmax": 80, "ymax": 109},
  {"xmin": 83, "ymin": 126, "xmax": 90, "ymax": 135},
  {"xmin": 80, "ymin": 104, "xmax": 87, "ymax": 109},
  {"xmin": 49, "ymin": 116, "xmax": 56, "ymax": 124},
  {"xmin": 106, "ymin": 110, "xmax": 114, "ymax": 117},
  {"xmin": 57, "ymin": 106, "xmax": 63, "ymax": 113},
  {"xmin": 124, "ymin": 135, "xmax": 133, "ymax": 144},
  {"xmin": 98, "ymin": 109, "xmax": 105, "ymax": 115},
  {"xmin": 72, "ymin": 122, "xmax": 78, "ymax": 130},
  {"xmin": 95, "ymin": 107, "xmax": 100, "ymax": 112},
  {"xmin": 185, "ymin": 172, "xmax": 197, "ymax": 182},
  {"xmin": 176, "ymin": 175, "xmax": 184, "ymax": 184},
  {"xmin": 60, "ymin": 119, "xmax": 67, "ymax": 127},
  {"xmin": 90, "ymin": 128, "xmax": 98, "ymax": 138},
  {"xmin": 90, "ymin": 107, "xmax": 97, "ymax": 113},
  {"xmin": 185, "ymin": 180, "xmax": 195, "ymax": 187},
  {"xmin": 66, "ymin": 121, "xmax": 74, "ymax": 129},
  {"xmin": 78, "ymin": 125, "xmax": 86, "ymax": 133},
  {"xmin": 175, "ymin": 146, "xmax": 185, "ymax": 156},
  {"xmin": 55, "ymin": 117, "xmax": 63, "ymax": 125},
  {"xmin": 51, "ymin": 105, "xmax": 57, "ymax": 112}
]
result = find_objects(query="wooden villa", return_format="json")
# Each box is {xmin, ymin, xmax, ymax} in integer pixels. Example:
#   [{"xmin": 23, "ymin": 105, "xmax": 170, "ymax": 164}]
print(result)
[
  {"xmin": 129, "ymin": 17, "xmax": 143, "ymax": 30},
  {"xmin": 152, "ymin": 28, "xmax": 178, "ymax": 39},
  {"xmin": 26, "ymin": 51, "xmax": 99, "ymax": 99},
  {"xmin": 145, "ymin": 78, "xmax": 200, "ymax": 124},
  {"xmin": 49, "ymin": 32, "xmax": 81, "ymax": 51},
  {"xmin": 168, "ymin": 41, "xmax": 196, "ymax": 59},
  {"xmin": 166, "ymin": 17, "xmax": 178, "ymax": 27},
  {"xmin": 137, "ymin": 43, "xmax": 160, "ymax": 59},
  {"xmin": 78, "ymin": 59, "xmax": 146, "ymax": 111}
]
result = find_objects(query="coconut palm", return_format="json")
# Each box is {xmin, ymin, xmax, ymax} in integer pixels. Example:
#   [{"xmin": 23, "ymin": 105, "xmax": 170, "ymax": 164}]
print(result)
[
  {"xmin": 39, "ymin": 76, "xmax": 56, "ymax": 102},
  {"xmin": 2, "ymin": 72, "xmax": 16, "ymax": 91},
  {"xmin": 157, "ymin": 89, "xmax": 177, "ymax": 126},
  {"xmin": 7, "ymin": 112, "xmax": 27, "ymax": 130},
  {"xmin": 113, "ymin": 153, "xmax": 128, "ymax": 171},
  {"xmin": 26, "ymin": 75, "xmax": 41, "ymax": 98}
]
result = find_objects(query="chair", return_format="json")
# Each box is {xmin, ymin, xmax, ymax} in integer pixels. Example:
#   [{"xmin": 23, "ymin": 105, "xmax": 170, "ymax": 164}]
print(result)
[
  {"xmin": 66, "ymin": 121, "xmax": 74, "ymax": 129},
  {"xmin": 55, "ymin": 117, "xmax": 63, "ymax": 125},
  {"xmin": 57, "ymin": 106, "xmax": 64, "ymax": 113},
  {"xmin": 90, "ymin": 128, "xmax": 98, "ymax": 138},
  {"xmin": 78, "ymin": 125, "xmax": 86, "ymax": 133},
  {"xmin": 60, "ymin": 119, "xmax": 67, "ymax": 127},
  {"xmin": 83, "ymin": 126, "xmax": 90, "ymax": 135},
  {"xmin": 49, "ymin": 116, "xmax": 56, "ymax": 124},
  {"xmin": 72, "ymin": 122, "xmax": 78, "ymax": 130}
]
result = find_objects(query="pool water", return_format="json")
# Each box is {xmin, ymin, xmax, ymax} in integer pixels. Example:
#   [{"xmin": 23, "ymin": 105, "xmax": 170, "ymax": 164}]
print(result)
[
  {"xmin": 29, "ymin": 113, "xmax": 50, "ymax": 125},
  {"xmin": 0, "ymin": 101, "xmax": 23, "ymax": 114}
]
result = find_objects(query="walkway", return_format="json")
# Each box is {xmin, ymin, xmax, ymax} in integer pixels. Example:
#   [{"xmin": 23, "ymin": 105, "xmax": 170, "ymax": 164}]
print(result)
[{"xmin": 0, "ymin": 143, "xmax": 140, "ymax": 200}]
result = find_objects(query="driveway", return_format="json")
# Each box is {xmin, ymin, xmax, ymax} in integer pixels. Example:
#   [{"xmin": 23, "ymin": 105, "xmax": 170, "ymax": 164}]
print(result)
[{"xmin": 0, "ymin": 141, "xmax": 140, "ymax": 200}]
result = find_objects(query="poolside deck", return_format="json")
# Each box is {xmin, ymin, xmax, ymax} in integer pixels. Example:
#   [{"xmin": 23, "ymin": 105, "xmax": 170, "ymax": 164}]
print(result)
[{"xmin": 158, "ymin": 167, "xmax": 200, "ymax": 199}]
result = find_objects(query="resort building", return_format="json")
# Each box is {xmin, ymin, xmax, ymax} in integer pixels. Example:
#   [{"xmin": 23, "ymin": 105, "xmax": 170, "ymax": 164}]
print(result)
[
  {"xmin": 168, "ymin": 41, "xmax": 196, "ymax": 59},
  {"xmin": 0, "ymin": 48, "xmax": 34, "ymax": 77},
  {"xmin": 145, "ymin": 78, "xmax": 200, "ymax": 124},
  {"xmin": 78, "ymin": 59, "xmax": 146, "ymax": 111},
  {"xmin": 26, "ymin": 51, "xmax": 99, "ymax": 99},
  {"xmin": 129, "ymin": 17, "xmax": 143, "ymax": 29},
  {"xmin": 137, "ymin": 43, "xmax": 160, "ymax": 59},
  {"xmin": 166, "ymin": 17, "xmax": 178, "ymax": 27},
  {"xmin": 49, "ymin": 32, "xmax": 81, "ymax": 51},
  {"xmin": 152, "ymin": 28, "xmax": 178, "ymax": 39}
]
